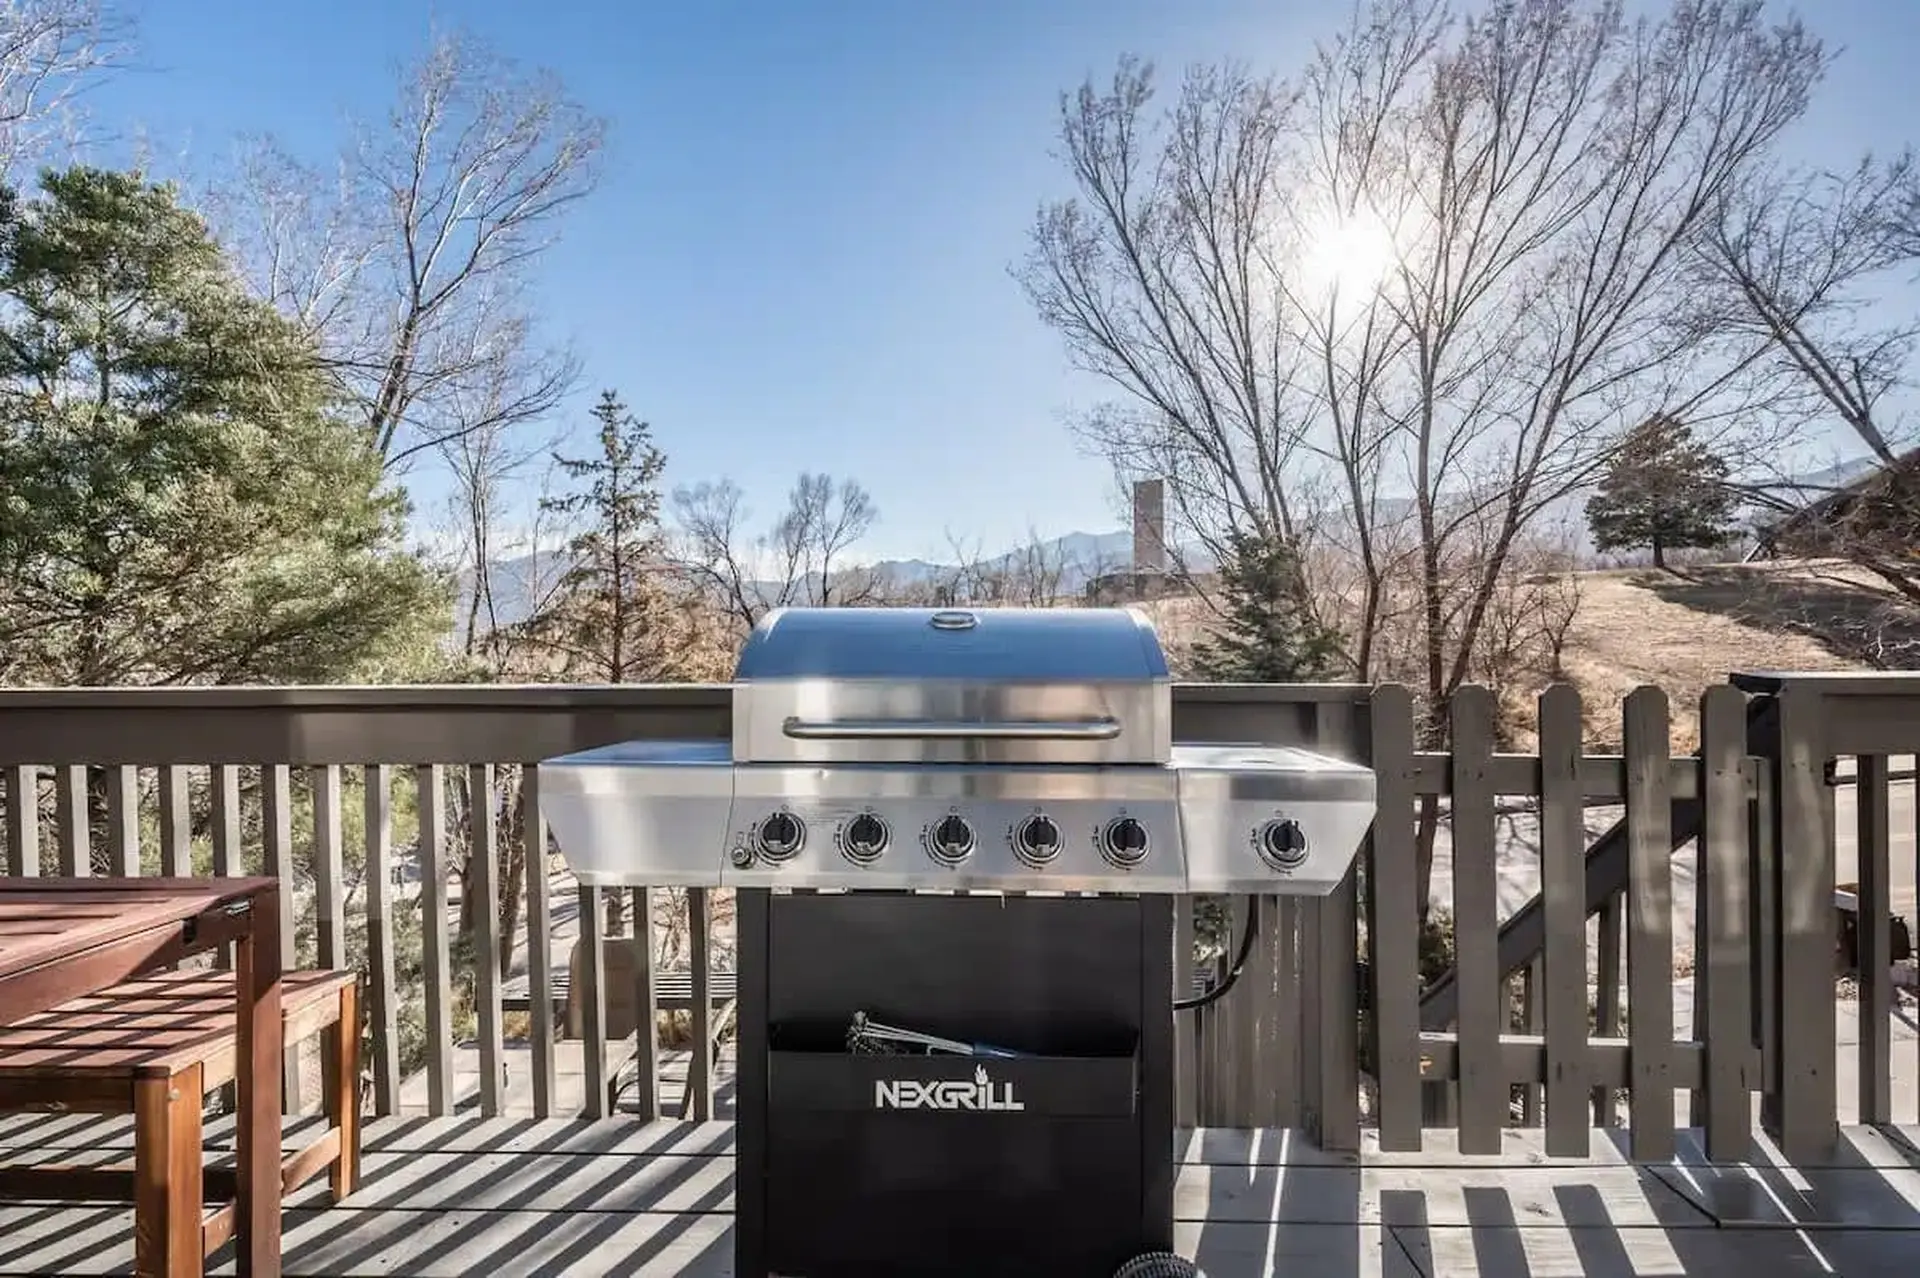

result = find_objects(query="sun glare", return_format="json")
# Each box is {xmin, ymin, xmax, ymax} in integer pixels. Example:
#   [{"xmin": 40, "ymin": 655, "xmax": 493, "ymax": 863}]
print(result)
[{"xmin": 1299, "ymin": 210, "xmax": 1400, "ymax": 307}]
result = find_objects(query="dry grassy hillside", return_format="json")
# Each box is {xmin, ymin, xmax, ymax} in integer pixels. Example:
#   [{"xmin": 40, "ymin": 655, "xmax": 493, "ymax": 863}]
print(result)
[
  {"xmin": 1138, "ymin": 558, "xmax": 1906, "ymax": 750},
  {"xmin": 1557, "ymin": 565, "xmax": 1865, "ymax": 749}
]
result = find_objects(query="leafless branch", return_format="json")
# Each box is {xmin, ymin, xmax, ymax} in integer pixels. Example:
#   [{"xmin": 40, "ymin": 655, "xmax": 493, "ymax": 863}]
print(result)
[
  {"xmin": 671, "ymin": 474, "xmax": 882, "ymax": 630},
  {"xmin": 0, "ymin": 1, "xmax": 125, "ymax": 180},
  {"xmin": 209, "ymin": 26, "xmax": 603, "ymax": 471}
]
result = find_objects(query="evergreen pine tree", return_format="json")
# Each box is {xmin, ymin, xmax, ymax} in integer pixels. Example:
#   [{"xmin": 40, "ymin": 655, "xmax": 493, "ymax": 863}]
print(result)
[
  {"xmin": 0, "ymin": 166, "xmax": 445, "ymax": 685},
  {"xmin": 1190, "ymin": 529, "xmax": 1343, "ymax": 681},
  {"xmin": 527, "ymin": 390, "xmax": 687, "ymax": 681},
  {"xmin": 1585, "ymin": 415, "xmax": 1738, "ymax": 569}
]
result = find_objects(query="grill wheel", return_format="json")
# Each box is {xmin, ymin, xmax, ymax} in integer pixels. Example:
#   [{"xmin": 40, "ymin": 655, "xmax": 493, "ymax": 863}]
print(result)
[{"xmin": 1113, "ymin": 1252, "xmax": 1204, "ymax": 1278}]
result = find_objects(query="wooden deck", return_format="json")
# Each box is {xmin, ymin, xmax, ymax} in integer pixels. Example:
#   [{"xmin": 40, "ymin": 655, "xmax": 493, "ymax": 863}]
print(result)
[{"xmin": 3, "ymin": 1110, "xmax": 1920, "ymax": 1276}]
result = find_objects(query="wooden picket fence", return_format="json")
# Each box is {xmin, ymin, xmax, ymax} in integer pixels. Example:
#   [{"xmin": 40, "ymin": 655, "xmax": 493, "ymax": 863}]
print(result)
[{"xmin": 0, "ymin": 674, "xmax": 1905, "ymax": 1161}]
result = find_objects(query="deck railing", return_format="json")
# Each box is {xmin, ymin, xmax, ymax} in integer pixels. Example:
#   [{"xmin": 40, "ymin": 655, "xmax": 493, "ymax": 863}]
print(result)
[{"xmin": 0, "ymin": 676, "xmax": 1904, "ymax": 1162}]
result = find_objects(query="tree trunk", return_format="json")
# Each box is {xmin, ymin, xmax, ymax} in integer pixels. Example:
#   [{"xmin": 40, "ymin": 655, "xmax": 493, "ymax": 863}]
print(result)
[{"xmin": 1652, "ymin": 536, "xmax": 1666, "ymax": 571}]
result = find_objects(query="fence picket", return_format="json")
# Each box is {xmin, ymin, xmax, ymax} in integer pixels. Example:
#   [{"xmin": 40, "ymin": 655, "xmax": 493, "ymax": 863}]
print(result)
[
  {"xmin": 523, "ymin": 766, "xmax": 558, "ymax": 1119},
  {"xmin": 210, "ymin": 765, "xmax": 242, "ymax": 982},
  {"xmin": 1366, "ymin": 685, "xmax": 1421, "ymax": 1150},
  {"xmin": 1449, "ymin": 685, "xmax": 1503, "ymax": 1154},
  {"xmin": 417, "ymin": 765, "xmax": 455, "ymax": 1116},
  {"xmin": 262, "ymin": 763, "xmax": 300, "ymax": 1110},
  {"xmin": 579, "ymin": 885, "xmax": 610, "ymax": 1118},
  {"xmin": 54, "ymin": 765, "xmax": 87, "ymax": 876},
  {"xmin": 210, "ymin": 766, "xmax": 242, "ymax": 876},
  {"xmin": 1538, "ymin": 684, "xmax": 1588, "ymax": 1156},
  {"xmin": 630, "ymin": 885, "xmax": 660, "ymax": 1121},
  {"xmin": 1623, "ymin": 687, "xmax": 1676, "ymax": 1159},
  {"xmin": 313, "ymin": 765, "xmax": 346, "ymax": 971},
  {"xmin": 470, "ymin": 765, "xmax": 506, "ymax": 1118},
  {"xmin": 105, "ymin": 765, "xmax": 139, "ymax": 876},
  {"xmin": 159, "ymin": 766, "xmax": 191, "ymax": 877},
  {"xmin": 688, "ymin": 887, "xmax": 715, "ymax": 1121},
  {"xmin": 363, "ymin": 765, "xmax": 402, "ymax": 1116},
  {"xmin": 3, "ymin": 766, "xmax": 37, "ymax": 876}
]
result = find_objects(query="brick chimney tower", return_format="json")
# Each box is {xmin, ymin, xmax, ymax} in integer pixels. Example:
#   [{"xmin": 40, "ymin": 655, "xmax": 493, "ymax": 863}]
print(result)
[{"xmin": 1131, "ymin": 479, "xmax": 1167, "ymax": 575}]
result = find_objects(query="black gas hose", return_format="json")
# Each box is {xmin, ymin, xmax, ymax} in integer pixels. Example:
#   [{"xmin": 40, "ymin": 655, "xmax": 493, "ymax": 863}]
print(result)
[{"xmin": 1171, "ymin": 894, "xmax": 1260, "ymax": 1012}]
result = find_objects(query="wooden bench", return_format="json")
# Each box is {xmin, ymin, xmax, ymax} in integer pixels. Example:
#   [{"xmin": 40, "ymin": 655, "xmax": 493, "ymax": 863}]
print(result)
[{"xmin": 0, "ymin": 968, "xmax": 361, "ymax": 1277}]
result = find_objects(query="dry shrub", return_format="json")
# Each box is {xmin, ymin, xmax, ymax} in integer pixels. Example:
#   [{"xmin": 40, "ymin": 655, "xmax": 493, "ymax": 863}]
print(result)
[{"xmin": 1307, "ymin": 519, "xmax": 1584, "ymax": 747}]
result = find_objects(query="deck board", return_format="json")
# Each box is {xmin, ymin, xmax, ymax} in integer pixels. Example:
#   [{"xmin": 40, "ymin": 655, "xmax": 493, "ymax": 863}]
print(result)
[{"xmin": 3, "ymin": 1117, "xmax": 1920, "ymax": 1275}]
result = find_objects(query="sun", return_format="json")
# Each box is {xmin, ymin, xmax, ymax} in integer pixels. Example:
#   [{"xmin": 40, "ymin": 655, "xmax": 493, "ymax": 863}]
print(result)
[{"xmin": 1298, "ymin": 208, "xmax": 1400, "ymax": 307}]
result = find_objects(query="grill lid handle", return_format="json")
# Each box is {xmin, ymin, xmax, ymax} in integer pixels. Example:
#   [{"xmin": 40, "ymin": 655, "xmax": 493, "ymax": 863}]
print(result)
[{"xmin": 780, "ymin": 716, "xmax": 1124, "ymax": 741}]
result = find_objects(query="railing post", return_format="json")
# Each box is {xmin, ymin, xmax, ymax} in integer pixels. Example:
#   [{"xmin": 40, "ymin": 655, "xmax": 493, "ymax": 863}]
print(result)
[
  {"xmin": 1765, "ymin": 683, "xmax": 1839, "ymax": 1160},
  {"xmin": 1855, "ymin": 753, "xmax": 1894, "ymax": 1126},
  {"xmin": 1698, "ymin": 686, "xmax": 1755, "ymax": 1161}
]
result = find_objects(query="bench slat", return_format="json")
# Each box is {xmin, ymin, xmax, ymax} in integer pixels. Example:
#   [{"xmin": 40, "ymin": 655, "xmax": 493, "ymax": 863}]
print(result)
[{"xmin": 0, "ymin": 970, "xmax": 356, "ymax": 1080}]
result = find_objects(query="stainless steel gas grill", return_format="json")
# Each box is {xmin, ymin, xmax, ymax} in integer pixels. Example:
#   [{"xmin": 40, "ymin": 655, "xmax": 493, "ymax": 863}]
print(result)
[{"xmin": 540, "ymin": 606, "xmax": 1378, "ymax": 1278}]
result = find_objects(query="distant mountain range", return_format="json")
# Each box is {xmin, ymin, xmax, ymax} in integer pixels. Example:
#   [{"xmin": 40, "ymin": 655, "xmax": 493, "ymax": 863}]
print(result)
[
  {"xmin": 861, "ymin": 529, "xmax": 1203, "ymax": 591},
  {"xmin": 449, "ymin": 527, "xmax": 1213, "ymax": 635},
  {"xmin": 448, "ymin": 454, "xmax": 1880, "ymax": 635}
]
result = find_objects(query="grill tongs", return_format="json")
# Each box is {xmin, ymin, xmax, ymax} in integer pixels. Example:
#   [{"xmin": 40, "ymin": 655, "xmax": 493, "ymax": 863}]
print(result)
[{"xmin": 846, "ymin": 1010, "xmax": 1025, "ymax": 1058}]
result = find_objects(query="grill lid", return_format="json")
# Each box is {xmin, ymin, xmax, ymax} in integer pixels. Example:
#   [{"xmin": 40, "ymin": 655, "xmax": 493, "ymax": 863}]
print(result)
[
  {"xmin": 730, "ymin": 606, "xmax": 1174, "ymax": 766},
  {"xmin": 733, "ymin": 606, "xmax": 1169, "ymax": 682}
]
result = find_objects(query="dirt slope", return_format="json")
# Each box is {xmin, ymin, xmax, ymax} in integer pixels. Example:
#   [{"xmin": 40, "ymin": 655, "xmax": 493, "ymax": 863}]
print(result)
[
  {"xmin": 1559, "ymin": 566, "xmax": 1865, "ymax": 749},
  {"xmin": 1136, "ymin": 560, "xmax": 1887, "ymax": 749}
]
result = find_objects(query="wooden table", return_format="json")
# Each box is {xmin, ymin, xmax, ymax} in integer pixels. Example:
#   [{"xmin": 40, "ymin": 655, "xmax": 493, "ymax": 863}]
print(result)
[{"xmin": 0, "ymin": 877, "xmax": 283, "ymax": 1276}]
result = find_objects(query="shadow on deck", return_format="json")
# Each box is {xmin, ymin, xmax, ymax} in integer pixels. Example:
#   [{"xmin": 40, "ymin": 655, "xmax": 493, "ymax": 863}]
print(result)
[{"xmin": 4, "ymin": 1109, "xmax": 1920, "ymax": 1276}]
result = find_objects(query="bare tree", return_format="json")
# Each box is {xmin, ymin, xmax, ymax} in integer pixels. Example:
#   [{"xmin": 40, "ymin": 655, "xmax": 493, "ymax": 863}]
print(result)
[
  {"xmin": 438, "ymin": 395, "xmax": 562, "ymax": 665},
  {"xmin": 0, "ymin": 0, "xmax": 124, "ymax": 179},
  {"xmin": 1019, "ymin": 0, "xmax": 1826, "ymax": 919},
  {"xmin": 211, "ymin": 27, "xmax": 604, "ymax": 470},
  {"xmin": 671, "ymin": 473, "xmax": 882, "ymax": 629},
  {"xmin": 924, "ymin": 526, "xmax": 1112, "ymax": 606},
  {"xmin": 1698, "ymin": 155, "xmax": 1920, "ymax": 599},
  {"xmin": 777, "ymin": 473, "xmax": 881, "ymax": 607},
  {"xmin": 1705, "ymin": 156, "xmax": 1917, "ymax": 468}
]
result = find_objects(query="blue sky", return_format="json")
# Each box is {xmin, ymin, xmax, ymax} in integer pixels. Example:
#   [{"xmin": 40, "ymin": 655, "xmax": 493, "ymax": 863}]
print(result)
[{"xmin": 78, "ymin": 0, "xmax": 1920, "ymax": 563}]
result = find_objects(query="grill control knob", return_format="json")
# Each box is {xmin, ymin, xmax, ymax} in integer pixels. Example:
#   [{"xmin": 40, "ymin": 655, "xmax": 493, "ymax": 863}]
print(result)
[
  {"xmin": 840, "ymin": 813, "xmax": 890, "ymax": 864},
  {"xmin": 1012, "ymin": 813, "xmax": 1062, "ymax": 867},
  {"xmin": 755, "ymin": 811, "xmax": 806, "ymax": 862},
  {"xmin": 1256, "ymin": 818, "xmax": 1309, "ymax": 870},
  {"xmin": 1100, "ymin": 816, "xmax": 1150, "ymax": 868},
  {"xmin": 927, "ymin": 813, "xmax": 976, "ymax": 865}
]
